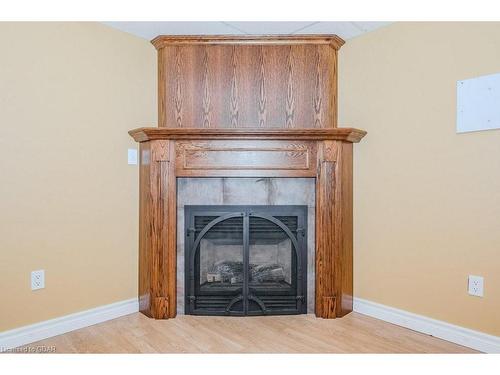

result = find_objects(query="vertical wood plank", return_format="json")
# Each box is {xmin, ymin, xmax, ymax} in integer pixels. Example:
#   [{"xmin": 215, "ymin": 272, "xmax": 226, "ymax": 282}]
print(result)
[
  {"xmin": 237, "ymin": 45, "xmax": 260, "ymax": 128},
  {"xmin": 208, "ymin": 45, "xmax": 230, "ymax": 128},
  {"xmin": 173, "ymin": 47, "xmax": 184, "ymax": 128},
  {"xmin": 330, "ymin": 48, "xmax": 338, "ymax": 128},
  {"xmin": 313, "ymin": 47, "xmax": 323, "ymax": 128},
  {"xmin": 257, "ymin": 46, "xmax": 267, "ymax": 127},
  {"xmin": 229, "ymin": 46, "xmax": 240, "ymax": 128},
  {"xmin": 201, "ymin": 48, "xmax": 212, "ymax": 128},
  {"xmin": 285, "ymin": 46, "xmax": 295, "ymax": 128},
  {"xmin": 265, "ymin": 45, "xmax": 288, "ymax": 127},
  {"xmin": 289, "ymin": 45, "xmax": 307, "ymax": 128},
  {"xmin": 157, "ymin": 48, "xmax": 166, "ymax": 128}
]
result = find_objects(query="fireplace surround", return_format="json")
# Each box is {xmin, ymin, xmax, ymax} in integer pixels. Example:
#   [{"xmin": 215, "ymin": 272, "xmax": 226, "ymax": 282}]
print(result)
[
  {"xmin": 176, "ymin": 177, "xmax": 316, "ymax": 314},
  {"xmin": 129, "ymin": 35, "xmax": 366, "ymax": 320}
]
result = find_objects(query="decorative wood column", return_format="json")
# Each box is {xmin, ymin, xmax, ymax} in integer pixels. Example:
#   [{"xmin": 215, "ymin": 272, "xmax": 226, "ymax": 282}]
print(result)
[
  {"xmin": 315, "ymin": 140, "xmax": 353, "ymax": 318},
  {"xmin": 138, "ymin": 140, "xmax": 177, "ymax": 318}
]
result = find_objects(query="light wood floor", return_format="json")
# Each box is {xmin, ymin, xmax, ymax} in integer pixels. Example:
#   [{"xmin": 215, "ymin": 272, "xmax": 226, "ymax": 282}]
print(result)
[{"xmin": 25, "ymin": 312, "xmax": 477, "ymax": 353}]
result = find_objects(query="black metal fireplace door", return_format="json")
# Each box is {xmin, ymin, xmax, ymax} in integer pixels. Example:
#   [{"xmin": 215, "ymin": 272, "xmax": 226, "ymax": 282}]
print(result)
[{"xmin": 185, "ymin": 205, "xmax": 307, "ymax": 316}]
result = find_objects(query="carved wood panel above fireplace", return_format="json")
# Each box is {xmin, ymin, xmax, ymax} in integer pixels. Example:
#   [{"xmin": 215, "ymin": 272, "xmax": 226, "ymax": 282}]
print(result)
[{"xmin": 129, "ymin": 35, "xmax": 366, "ymax": 320}]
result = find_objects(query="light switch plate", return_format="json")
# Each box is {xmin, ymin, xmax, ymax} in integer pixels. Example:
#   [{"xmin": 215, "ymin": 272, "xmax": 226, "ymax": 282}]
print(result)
[
  {"xmin": 468, "ymin": 275, "xmax": 484, "ymax": 297},
  {"xmin": 31, "ymin": 270, "xmax": 45, "ymax": 291},
  {"xmin": 128, "ymin": 148, "xmax": 138, "ymax": 165}
]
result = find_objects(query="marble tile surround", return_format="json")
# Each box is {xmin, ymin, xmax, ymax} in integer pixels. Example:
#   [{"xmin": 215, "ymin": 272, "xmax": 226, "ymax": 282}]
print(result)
[{"xmin": 177, "ymin": 177, "xmax": 316, "ymax": 314}]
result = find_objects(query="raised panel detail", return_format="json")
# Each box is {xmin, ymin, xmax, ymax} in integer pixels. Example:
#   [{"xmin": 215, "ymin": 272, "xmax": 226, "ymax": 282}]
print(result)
[
  {"xmin": 184, "ymin": 148, "xmax": 309, "ymax": 170},
  {"xmin": 175, "ymin": 140, "xmax": 317, "ymax": 177}
]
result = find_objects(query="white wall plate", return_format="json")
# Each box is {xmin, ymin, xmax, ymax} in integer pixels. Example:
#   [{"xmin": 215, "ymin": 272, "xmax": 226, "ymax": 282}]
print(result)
[{"xmin": 457, "ymin": 72, "xmax": 500, "ymax": 133}]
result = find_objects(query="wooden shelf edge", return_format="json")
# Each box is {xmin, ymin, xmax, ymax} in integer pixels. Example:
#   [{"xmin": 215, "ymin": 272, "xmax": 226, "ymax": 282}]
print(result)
[
  {"xmin": 151, "ymin": 34, "xmax": 345, "ymax": 50},
  {"xmin": 128, "ymin": 127, "xmax": 367, "ymax": 143}
]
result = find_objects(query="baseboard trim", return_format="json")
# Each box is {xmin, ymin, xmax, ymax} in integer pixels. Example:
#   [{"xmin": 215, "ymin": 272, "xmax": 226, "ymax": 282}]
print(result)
[
  {"xmin": 353, "ymin": 297, "xmax": 500, "ymax": 353},
  {"xmin": 0, "ymin": 298, "xmax": 139, "ymax": 352},
  {"xmin": 1, "ymin": 297, "xmax": 497, "ymax": 353}
]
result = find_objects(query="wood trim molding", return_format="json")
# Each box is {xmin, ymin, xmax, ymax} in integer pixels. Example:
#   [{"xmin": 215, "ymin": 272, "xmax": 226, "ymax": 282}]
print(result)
[
  {"xmin": 151, "ymin": 34, "xmax": 345, "ymax": 50},
  {"xmin": 129, "ymin": 127, "xmax": 367, "ymax": 143}
]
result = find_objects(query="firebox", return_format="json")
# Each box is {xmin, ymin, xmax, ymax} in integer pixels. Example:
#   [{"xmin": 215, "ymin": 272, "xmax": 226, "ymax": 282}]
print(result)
[{"xmin": 185, "ymin": 205, "xmax": 308, "ymax": 316}]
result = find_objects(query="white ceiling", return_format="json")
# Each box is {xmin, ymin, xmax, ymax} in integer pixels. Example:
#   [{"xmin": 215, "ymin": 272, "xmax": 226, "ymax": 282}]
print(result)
[{"xmin": 102, "ymin": 22, "xmax": 390, "ymax": 41}]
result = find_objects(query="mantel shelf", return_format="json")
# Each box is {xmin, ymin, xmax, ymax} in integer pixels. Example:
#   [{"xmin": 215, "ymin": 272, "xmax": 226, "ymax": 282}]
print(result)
[
  {"xmin": 129, "ymin": 127, "xmax": 367, "ymax": 143},
  {"xmin": 151, "ymin": 35, "xmax": 345, "ymax": 50}
]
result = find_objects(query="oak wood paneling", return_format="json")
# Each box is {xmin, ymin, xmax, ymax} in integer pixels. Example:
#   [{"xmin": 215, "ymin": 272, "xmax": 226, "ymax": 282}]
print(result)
[{"xmin": 154, "ymin": 35, "xmax": 342, "ymax": 129}]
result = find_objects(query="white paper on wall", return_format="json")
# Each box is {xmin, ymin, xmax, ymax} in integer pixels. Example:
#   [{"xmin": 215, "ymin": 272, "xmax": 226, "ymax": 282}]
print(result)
[{"xmin": 457, "ymin": 72, "xmax": 500, "ymax": 133}]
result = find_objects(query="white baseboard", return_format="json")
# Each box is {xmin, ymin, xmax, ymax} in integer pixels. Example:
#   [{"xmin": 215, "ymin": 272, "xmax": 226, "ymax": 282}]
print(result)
[
  {"xmin": 0, "ymin": 298, "xmax": 139, "ymax": 352},
  {"xmin": 353, "ymin": 297, "xmax": 500, "ymax": 353},
  {"xmin": 2, "ymin": 296, "xmax": 498, "ymax": 353}
]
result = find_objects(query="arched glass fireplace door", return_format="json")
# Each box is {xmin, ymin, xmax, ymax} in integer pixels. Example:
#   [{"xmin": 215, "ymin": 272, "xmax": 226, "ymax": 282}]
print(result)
[{"xmin": 185, "ymin": 205, "xmax": 307, "ymax": 316}]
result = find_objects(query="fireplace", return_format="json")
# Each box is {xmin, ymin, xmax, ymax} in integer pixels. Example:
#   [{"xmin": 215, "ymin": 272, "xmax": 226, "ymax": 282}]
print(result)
[
  {"xmin": 185, "ymin": 205, "xmax": 308, "ymax": 315},
  {"xmin": 129, "ymin": 35, "xmax": 366, "ymax": 320}
]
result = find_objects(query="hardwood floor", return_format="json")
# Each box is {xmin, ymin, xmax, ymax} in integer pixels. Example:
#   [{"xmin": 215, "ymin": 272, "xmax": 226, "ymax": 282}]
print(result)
[{"xmin": 25, "ymin": 312, "xmax": 477, "ymax": 353}]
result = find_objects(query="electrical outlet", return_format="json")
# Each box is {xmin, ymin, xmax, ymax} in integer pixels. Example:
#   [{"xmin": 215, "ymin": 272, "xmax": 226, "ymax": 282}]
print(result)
[
  {"xmin": 468, "ymin": 275, "xmax": 484, "ymax": 297},
  {"xmin": 31, "ymin": 270, "xmax": 45, "ymax": 291}
]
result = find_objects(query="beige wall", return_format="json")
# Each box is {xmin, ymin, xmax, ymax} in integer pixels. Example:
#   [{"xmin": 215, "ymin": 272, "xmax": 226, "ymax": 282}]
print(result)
[
  {"xmin": 0, "ymin": 22, "xmax": 156, "ymax": 331},
  {"xmin": 339, "ymin": 22, "xmax": 500, "ymax": 336},
  {"xmin": 1, "ymin": 21, "xmax": 498, "ymax": 338}
]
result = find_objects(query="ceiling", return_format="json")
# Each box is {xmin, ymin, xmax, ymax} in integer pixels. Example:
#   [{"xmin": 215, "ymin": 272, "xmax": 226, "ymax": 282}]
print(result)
[{"xmin": 102, "ymin": 22, "xmax": 391, "ymax": 41}]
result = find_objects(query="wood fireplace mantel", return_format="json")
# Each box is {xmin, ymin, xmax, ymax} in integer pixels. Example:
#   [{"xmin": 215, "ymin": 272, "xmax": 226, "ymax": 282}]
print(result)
[
  {"xmin": 129, "ymin": 127, "xmax": 366, "ymax": 142},
  {"xmin": 130, "ymin": 129, "xmax": 365, "ymax": 319},
  {"xmin": 130, "ymin": 34, "xmax": 366, "ymax": 320}
]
